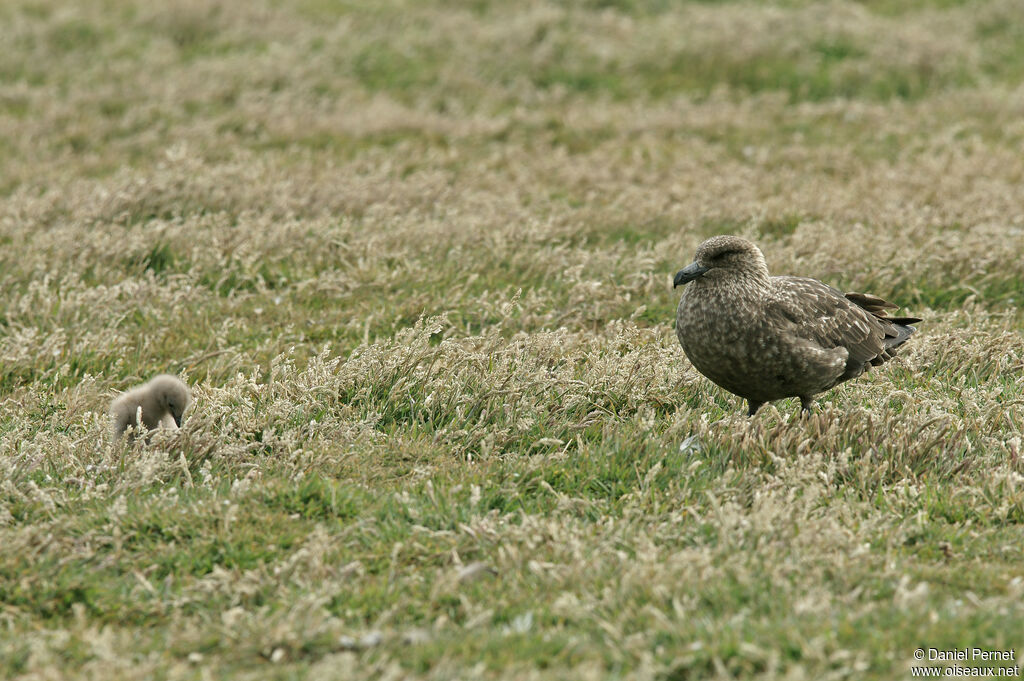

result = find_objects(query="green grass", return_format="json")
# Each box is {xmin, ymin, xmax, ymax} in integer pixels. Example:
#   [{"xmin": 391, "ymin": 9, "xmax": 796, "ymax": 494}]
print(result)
[{"xmin": 1, "ymin": 0, "xmax": 1024, "ymax": 679}]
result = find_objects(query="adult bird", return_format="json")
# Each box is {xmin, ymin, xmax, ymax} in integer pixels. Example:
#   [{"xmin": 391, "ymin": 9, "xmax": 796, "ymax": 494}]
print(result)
[{"xmin": 673, "ymin": 235, "xmax": 920, "ymax": 416}]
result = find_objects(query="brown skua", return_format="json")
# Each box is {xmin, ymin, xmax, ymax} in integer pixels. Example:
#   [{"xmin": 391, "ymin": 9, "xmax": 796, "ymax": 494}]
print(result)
[{"xmin": 674, "ymin": 235, "xmax": 920, "ymax": 416}]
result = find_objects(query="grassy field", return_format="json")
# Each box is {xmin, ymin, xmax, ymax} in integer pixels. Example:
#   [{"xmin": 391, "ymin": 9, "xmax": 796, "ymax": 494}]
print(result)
[{"xmin": 2, "ymin": 0, "xmax": 1024, "ymax": 678}]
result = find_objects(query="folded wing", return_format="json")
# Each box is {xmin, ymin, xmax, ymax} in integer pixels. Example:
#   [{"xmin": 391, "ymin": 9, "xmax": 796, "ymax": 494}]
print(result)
[{"xmin": 770, "ymin": 277, "xmax": 919, "ymax": 385}]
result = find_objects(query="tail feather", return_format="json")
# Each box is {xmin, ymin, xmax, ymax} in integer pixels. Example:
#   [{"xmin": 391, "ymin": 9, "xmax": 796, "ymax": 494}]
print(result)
[
  {"xmin": 884, "ymin": 321, "xmax": 916, "ymax": 348},
  {"xmin": 845, "ymin": 291, "xmax": 920, "ymax": 350}
]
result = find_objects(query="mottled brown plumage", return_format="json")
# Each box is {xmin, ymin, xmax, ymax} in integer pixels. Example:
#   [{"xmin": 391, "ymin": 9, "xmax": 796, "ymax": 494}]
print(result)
[
  {"xmin": 674, "ymin": 235, "xmax": 920, "ymax": 415},
  {"xmin": 111, "ymin": 374, "xmax": 192, "ymax": 440}
]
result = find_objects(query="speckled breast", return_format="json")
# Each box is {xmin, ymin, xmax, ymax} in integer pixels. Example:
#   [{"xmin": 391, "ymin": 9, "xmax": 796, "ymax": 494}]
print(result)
[{"xmin": 675, "ymin": 289, "xmax": 795, "ymax": 401}]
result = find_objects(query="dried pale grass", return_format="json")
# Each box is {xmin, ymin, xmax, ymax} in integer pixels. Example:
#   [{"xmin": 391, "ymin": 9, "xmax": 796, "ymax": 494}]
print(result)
[{"xmin": 2, "ymin": 0, "xmax": 1024, "ymax": 679}]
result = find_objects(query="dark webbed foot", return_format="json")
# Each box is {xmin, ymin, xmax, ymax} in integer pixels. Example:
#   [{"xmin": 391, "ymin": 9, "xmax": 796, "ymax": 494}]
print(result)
[
  {"xmin": 799, "ymin": 396, "xmax": 814, "ymax": 415},
  {"xmin": 747, "ymin": 400, "xmax": 764, "ymax": 417}
]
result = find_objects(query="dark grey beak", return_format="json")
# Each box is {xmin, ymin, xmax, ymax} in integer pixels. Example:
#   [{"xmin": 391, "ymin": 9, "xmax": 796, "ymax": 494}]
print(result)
[
  {"xmin": 173, "ymin": 414, "xmax": 182, "ymax": 427},
  {"xmin": 674, "ymin": 262, "xmax": 709, "ymax": 288}
]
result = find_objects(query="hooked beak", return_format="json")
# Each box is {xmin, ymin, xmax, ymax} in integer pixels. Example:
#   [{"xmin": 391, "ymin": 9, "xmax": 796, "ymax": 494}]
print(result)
[{"xmin": 673, "ymin": 262, "xmax": 709, "ymax": 288}]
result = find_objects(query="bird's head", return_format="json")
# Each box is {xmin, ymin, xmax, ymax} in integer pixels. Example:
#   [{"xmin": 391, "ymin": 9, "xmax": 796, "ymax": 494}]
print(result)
[
  {"xmin": 151, "ymin": 374, "xmax": 192, "ymax": 428},
  {"xmin": 674, "ymin": 235, "xmax": 769, "ymax": 288}
]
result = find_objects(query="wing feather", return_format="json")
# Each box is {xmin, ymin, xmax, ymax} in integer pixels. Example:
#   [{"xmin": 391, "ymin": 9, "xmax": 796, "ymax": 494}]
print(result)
[{"xmin": 770, "ymin": 277, "xmax": 901, "ymax": 379}]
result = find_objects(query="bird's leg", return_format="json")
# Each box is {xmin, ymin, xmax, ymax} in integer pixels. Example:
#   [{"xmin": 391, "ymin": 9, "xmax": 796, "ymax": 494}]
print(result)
[
  {"xmin": 747, "ymin": 400, "xmax": 763, "ymax": 417},
  {"xmin": 799, "ymin": 396, "xmax": 814, "ymax": 415}
]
